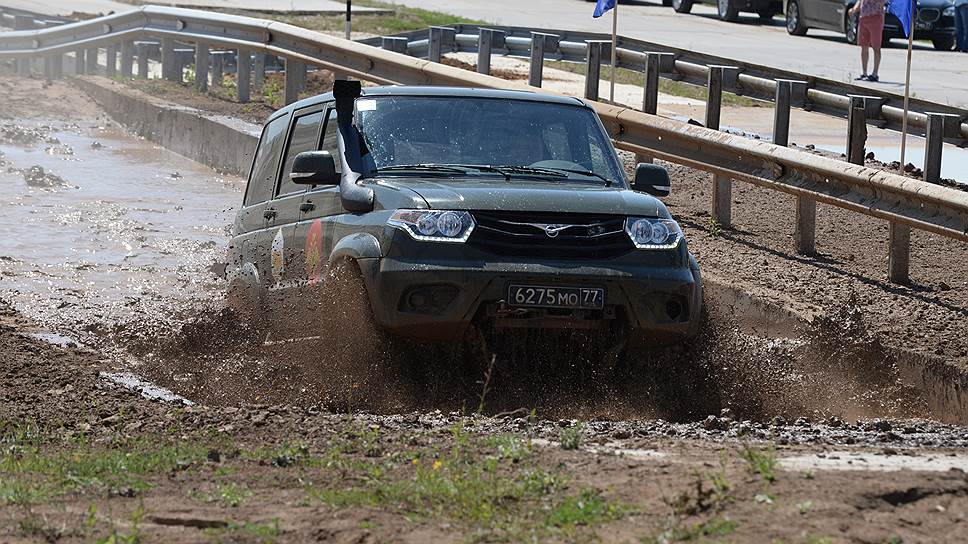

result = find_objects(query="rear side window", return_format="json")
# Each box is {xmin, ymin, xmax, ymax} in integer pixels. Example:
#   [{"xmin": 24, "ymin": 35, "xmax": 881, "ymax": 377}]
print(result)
[
  {"xmin": 277, "ymin": 110, "xmax": 325, "ymax": 197},
  {"xmin": 320, "ymin": 108, "xmax": 341, "ymax": 169},
  {"xmin": 244, "ymin": 114, "xmax": 289, "ymax": 207}
]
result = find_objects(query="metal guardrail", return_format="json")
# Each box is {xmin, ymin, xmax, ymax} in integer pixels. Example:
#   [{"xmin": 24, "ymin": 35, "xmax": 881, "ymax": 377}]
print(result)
[
  {"xmin": 0, "ymin": 6, "xmax": 965, "ymax": 285},
  {"xmin": 362, "ymin": 24, "xmax": 968, "ymax": 146}
]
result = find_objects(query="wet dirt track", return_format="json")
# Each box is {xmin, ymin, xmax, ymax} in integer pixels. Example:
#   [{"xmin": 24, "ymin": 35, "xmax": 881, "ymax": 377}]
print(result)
[{"xmin": 4, "ymin": 77, "xmax": 968, "ymax": 543}]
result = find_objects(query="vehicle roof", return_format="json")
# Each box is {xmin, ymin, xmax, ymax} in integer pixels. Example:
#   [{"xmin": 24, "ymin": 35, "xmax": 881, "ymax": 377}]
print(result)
[{"xmin": 268, "ymin": 86, "xmax": 588, "ymax": 122}]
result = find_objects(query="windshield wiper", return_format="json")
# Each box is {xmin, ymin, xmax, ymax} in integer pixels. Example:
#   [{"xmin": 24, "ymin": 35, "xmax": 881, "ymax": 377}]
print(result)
[
  {"xmin": 492, "ymin": 165, "xmax": 569, "ymax": 180},
  {"xmin": 541, "ymin": 168, "xmax": 612, "ymax": 186},
  {"xmin": 375, "ymin": 164, "xmax": 470, "ymax": 175}
]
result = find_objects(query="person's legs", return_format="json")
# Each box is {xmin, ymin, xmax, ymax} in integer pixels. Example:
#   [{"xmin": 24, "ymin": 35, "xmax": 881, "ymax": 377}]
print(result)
[
  {"xmin": 868, "ymin": 14, "xmax": 884, "ymax": 80},
  {"xmin": 858, "ymin": 16, "xmax": 872, "ymax": 77}
]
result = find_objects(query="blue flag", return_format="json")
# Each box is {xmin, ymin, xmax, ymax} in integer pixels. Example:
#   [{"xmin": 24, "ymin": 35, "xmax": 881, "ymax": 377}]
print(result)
[
  {"xmin": 593, "ymin": 0, "xmax": 616, "ymax": 18},
  {"xmin": 887, "ymin": 0, "xmax": 915, "ymax": 38}
]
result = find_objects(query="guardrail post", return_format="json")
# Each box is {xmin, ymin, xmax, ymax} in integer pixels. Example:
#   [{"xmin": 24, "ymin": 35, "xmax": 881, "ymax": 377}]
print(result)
[
  {"xmin": 195, "ymin": 42, "xmax": 209, "ymax": 92},
  {"xmin": 706, "ymin": 65, "xmax": 739, "ymax": 228},
  {"xmin": 211, "ymin": 51, "xmax": 225, "ymax": 87},
  {"xmin": 584, "ymin": 40, "xmax": 608, "ymax": 101},
  {"xmin": 428, "ymin": 26, "xmax": 455, "ymax": 63},
  {"xmin": 237, "ymin": 49, "xmax": 251, "ymax": 103},
  {"xmin": 161, "ymin": 38, "xmax": 177, "ymax": 82},
  {"xmin": 923, "ymin": 112, "xmax": 961, "ymax": 184},
  {"xmin": 73, "ymin": 49, "xmax": 85, "ymax": 75},
  {"xmin": 105, "ymin": 45, "xmax": 117, "ymax": 77},
  {"xmin": 253, "ymin": 53, "xmax": 266, "ymax": 90},
  {"xmin": 136, "ymin": 43, "xmax": 149, "ymax": 79},
  {"xmin": 477, "ymin": 29, "xmax": 505, "ymax": 75},
  {"xmin": 284, "ymin": 58, "xmax": 305, "ymax": 105},
  {"xmin": 636, "ymin": 52, "xmax": 673, "ymax": 164},
  {"xmin": 773, "ymin": 79, "xmax": 814, "ymax": 254},
  {"xmin": 85, "ymin": 47, "xmax": 98, "ymax": 75},
  {"xmin": 381, "ymin": 36, "xmax": 408, "ymax": 54},
  {"xmin": 43, "ymin": 55, "xmax": 63, "ymax": 80},
  {"xmin": 889, "ymin": 223, "xmax": 910, "ymax": 284},
  {"xmin": 121, "ymin": 40, "xmax": 134, "ymax": 78},
  {"xmin": 846, "ymin": 95, "xmax": 868, "ymax": 165},
  {"xmin": 14, "ymin": 15, "xmax": 32, "ymax": 76},
  {"xmin": 528, "ymin": 32, "xmax": 559, "ymax": 88}
]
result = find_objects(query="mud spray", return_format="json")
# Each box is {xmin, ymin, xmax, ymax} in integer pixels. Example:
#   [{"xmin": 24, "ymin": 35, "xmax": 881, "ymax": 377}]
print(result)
[{"xmin": 105, "ymin": 263, "xmax": 932, "ymax": 426}]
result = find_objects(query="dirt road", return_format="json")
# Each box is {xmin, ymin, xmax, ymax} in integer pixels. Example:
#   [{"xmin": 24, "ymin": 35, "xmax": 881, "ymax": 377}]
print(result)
[{"xmin": 4, "ymin": 77, "xmax": 968, "ymax": 542}]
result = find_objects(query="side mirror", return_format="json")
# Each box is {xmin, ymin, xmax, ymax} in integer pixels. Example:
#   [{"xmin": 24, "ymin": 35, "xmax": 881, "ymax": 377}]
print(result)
[
  {"xmin": 290, "ymin": 150, "xmax": 339, "ymax": 185},
  {"xmin": 632, "ymin": 163, "xmax": 671, "ymax": 197}
]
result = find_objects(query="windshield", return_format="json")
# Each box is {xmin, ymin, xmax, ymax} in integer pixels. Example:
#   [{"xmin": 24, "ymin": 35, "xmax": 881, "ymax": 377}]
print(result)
[{"xmin": 355, "ymin": 96, "xmax": 625, "ymax": 185}]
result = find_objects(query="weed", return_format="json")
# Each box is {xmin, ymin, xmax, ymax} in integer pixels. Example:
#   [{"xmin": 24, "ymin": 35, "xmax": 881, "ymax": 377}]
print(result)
[
  {"xmin": 707, "ymin": 218, "xmax": 724, "ymax": 237},
  {"xmin": 193, "ymin": 482, "xmax": 251, "ymax": 507},
  {"xmin": 262, "ymin": 79, "xmax": 282, "ymax": 106},
  {"xmin": 206, "ymin": 519, "xmax": 281, "ymax": 543},
  {"xmin": 546, "ymin": 489, "xmax": 625, "ymax": 527},
  {"xmin": 644, "ymin": 516, "xmax": 738, "ymax": 543},
  {"xmin": 476, "ymin": 355, "xmax": 496, "ymax": 414},
  {"xmin": 0, "ymin": 424, "xmax": 211, "ymax": 504},
  {"xmin": 797, "ymin": 500, "xmax": 813, "ymax": 515},
  {"xmin": 665, "ymin": 472, "xmax": 725, "ymax": 516},
  {"xmin": 559, "ymin": 423, "xmax": 584, "ymax": 450},
  {"xmin": 95, "ymin": 502, "xmax": 145, "ymax": 544},
  {"xmin": 740, "ymin": 443, "xmax": 777, "ymax": 483},
  {"xmin": 306, "ymin": 429, "xmax": 620, "ymax": 539},
  {"xmin": 16, "ymin": 507, "xmax": 64, "ymax": 541},
  {"xmin": 805, "ymin": 537, "xmax": 833, "ymax": 544}
]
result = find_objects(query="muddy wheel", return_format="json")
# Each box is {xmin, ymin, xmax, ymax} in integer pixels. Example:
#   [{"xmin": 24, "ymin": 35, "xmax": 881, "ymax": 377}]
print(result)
[
  {"xmin": 311, "ymin": 259, "xmax": 412, "ymax": 412},
  {"xmin": 225, "ymin": 278, "xmax": 268, "ymax": 347}
]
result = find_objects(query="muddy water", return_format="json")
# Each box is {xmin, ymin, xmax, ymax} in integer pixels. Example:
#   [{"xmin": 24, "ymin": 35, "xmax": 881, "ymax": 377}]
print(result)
[{"xmin": 0, "ymin": 120, "xmax": 242, "ymax": 342}]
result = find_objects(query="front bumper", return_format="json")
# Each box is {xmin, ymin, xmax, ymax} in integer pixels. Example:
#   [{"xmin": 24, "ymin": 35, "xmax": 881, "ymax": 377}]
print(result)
[{"xmin": 357, "ymin": 242, "xmax": 702, "ymax": 344}]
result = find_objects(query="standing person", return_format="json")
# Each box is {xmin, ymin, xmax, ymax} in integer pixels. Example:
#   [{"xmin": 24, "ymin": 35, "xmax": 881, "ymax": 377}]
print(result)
[
  {"xmin": 850, "ymin": 0, "xmax": 888, "ymax": 81},
  {"xmin": 957, "ymin": 0, "xmax": 968, "ymax": 52}
]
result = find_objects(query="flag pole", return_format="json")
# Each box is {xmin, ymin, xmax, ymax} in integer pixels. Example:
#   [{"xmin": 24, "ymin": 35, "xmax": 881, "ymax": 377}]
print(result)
[
  {"xmin": 899, "ymin": 0, "xmax": 914, "ymax": 166},
  {"xmin": 610, "ymin": 2, "xmax": 618, "ymax": 103}
]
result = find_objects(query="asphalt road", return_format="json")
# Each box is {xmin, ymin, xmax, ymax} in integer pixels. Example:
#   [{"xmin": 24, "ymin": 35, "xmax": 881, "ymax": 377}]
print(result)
[{"xmin": 390, "ymin": 0, "xmax": 968, "ymax": 107}]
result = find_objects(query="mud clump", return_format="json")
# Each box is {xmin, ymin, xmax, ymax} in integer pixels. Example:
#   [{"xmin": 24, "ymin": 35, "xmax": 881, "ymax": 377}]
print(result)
[{"xmin": 20, "ymin": 165, "xmax": 72, "ymax": 189}]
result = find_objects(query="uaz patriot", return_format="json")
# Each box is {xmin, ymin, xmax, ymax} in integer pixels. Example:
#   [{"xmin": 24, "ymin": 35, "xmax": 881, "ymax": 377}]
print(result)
[{"xmin": 226, "ymin": 82, "xmax": 702, "ymax": 362}]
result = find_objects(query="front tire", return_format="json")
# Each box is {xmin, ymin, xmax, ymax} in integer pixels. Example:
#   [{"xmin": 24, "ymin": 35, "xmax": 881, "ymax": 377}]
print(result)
[
  {"xmin": 932, "ymin": 36, "xmax": 955, "ymax": 51},
  {"xmin": 785, "ymin": 0, "xmax": 808, "ymax": 35},
  {"xmin": 672, "ymin": 0, "xmax": 694, "ymax": 14},
  {"xmin": 718, "ymin": 0, "xmax": 740, "ymax": 22}
]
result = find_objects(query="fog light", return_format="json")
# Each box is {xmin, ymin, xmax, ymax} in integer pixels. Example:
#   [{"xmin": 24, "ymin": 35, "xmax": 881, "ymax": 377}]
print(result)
[{"xmin": 665, "ymin": 299, "xmax": 683, "ymax": 320}]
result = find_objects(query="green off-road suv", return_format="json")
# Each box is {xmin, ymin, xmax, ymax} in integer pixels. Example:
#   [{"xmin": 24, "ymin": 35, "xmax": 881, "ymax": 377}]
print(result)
[{"xmin": 226, "ymin": 82, "xmax": 702, "ymax": 359}]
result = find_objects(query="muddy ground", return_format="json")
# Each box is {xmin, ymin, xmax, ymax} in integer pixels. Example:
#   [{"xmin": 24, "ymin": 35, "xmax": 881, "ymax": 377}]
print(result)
[{"xmin": 3, "ymin": 76, "xmax": 968, "ymax": 542}]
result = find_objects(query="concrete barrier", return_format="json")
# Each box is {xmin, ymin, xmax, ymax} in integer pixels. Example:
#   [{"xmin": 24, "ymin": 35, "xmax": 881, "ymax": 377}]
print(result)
[{"xmin": 73, "ymin": 76, "xmax": 260, "ymax": 177}]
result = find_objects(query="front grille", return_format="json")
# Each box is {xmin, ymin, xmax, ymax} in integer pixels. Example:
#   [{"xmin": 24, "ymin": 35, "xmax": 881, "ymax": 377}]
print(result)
[
  {"xmin": 468, "ymin": 210, "xmax": 634, "ymax": 259},
  {"xmin": 918, "ymin": 8, "xmax": 940, "ymax": 23}
]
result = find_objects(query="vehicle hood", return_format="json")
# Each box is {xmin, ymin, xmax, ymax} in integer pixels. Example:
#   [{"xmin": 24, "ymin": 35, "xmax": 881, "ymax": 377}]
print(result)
[{"xmin": 374, "ymin": 178, "xmax": 664, "ymax": 217}]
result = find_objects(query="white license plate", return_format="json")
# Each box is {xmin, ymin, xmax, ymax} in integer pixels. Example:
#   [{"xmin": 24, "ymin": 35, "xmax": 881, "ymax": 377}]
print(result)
[{"xmin": 507, "ymin": 284, "xmax": 605, "ymax": 310}]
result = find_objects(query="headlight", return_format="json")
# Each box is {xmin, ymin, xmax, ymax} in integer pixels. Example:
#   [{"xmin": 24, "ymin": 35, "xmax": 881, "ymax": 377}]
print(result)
[
  {"xmin": 388, "ymin": 210, "xmax": 475, "ymax": 242},
  {"xmin": 943, "ymin": 5, "xmax": 954, "ymax": 15},
  {"xmin": 625, "ymin": 217, "xmax": 683, "ymax": 249}
]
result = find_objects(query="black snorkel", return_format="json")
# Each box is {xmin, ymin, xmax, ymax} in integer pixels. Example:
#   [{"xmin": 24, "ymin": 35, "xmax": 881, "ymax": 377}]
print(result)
[{"xmin": 334, "ymin": 80, "xmax": 374, "ymax": 213}]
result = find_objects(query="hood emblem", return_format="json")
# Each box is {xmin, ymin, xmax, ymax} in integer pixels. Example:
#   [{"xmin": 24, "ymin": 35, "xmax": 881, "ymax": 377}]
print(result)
[{"xmin": 533, "ymin": 224, "xmax": 573, "ymax": 238}]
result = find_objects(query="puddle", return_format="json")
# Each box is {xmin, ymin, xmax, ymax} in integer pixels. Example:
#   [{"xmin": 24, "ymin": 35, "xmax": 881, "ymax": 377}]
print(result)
[
  {"xmin": 531, "ymin": 438, "xmax": 667, "ymax": 459},
  {"xmin": 814, "ymin": 142, "xmax": 968, "ymax": 185},
  {"xmin": 100, "ymin": 371, "xmax": 194, "ymax": 406},
  {"xmin": 0, "ymin": 120, "xmax": 243, "ymax": 346},
  {"xmin": 781, "ymin": 450, "xmax": 968, "ymax": 472},
  {"xmin": 27, "ymin": 331, "xmax": 84, "ymax": 349}
]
